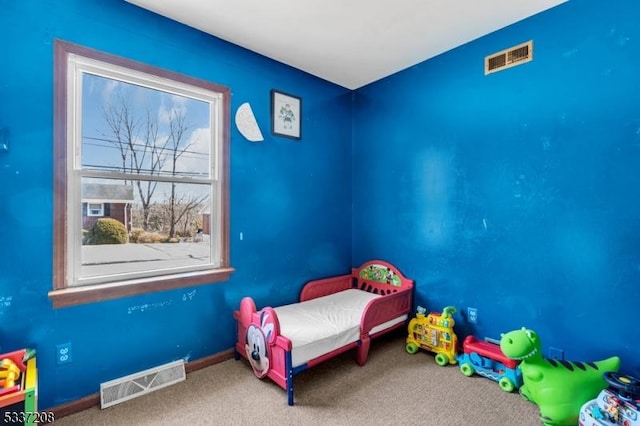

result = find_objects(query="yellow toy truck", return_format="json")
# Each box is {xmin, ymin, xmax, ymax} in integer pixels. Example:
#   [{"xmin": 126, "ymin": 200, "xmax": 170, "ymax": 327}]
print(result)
[{"xmin": 405, "ymin": 306, "xmax": 458, "ymax": 366}]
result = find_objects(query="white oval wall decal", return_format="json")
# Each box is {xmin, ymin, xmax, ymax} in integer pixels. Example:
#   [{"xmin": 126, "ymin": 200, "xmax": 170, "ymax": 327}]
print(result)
[{"xmin": 235, "ymin": 102, "xmax": 264, "ymax": 142}]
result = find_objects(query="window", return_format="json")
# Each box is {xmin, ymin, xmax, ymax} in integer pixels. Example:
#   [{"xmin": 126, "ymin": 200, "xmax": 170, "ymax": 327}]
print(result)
[
  {"xmin": 51, "ymin": 40, "xmax": 233, "ymax": 308},
  {"xmin": 87, "ymin": 203, "xmax": 104, "ymax": 217}
]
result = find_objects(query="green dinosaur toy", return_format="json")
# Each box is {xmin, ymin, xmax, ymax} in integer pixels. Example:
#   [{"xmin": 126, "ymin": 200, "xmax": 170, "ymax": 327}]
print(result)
[{"xmin": 500, "ymin": 328, "xmax": 620, "ymax": 426}]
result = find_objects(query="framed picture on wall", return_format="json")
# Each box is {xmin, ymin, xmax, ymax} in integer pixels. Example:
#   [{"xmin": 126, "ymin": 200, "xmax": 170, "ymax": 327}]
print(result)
[{"xmin": 271, "ymin": 90, "xmax": 301, "ymax": 140}]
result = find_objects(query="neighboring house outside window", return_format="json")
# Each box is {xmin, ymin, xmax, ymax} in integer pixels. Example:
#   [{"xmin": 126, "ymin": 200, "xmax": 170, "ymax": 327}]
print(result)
[
  {"xmin": 82, "ymin": 183, "xmax": 134, "ymax": 231},
  {"xmin": 50, "ymin": 40, "xmax": 233, "ymax": 308}
]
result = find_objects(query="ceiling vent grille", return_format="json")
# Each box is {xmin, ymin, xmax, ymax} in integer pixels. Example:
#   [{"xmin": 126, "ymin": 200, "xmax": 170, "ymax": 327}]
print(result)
[{"xmin": 485, "ymin": 40, "xmax": 533, "ymax": 75}]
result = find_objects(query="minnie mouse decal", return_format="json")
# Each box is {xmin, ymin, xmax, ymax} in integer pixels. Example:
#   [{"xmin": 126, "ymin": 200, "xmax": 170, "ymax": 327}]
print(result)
[{"xmin": 244, "ymin": 308, "xmax": 276, "ymax": 378}]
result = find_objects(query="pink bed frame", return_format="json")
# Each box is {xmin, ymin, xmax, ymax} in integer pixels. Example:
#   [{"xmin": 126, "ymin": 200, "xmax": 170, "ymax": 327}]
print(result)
[{"xmin": 233, "ymin": 259, "xmax": 414, "ymax": 405}]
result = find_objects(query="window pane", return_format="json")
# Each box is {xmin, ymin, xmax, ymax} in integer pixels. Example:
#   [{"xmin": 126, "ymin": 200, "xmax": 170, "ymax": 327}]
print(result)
[
  {"xmin": 81, "ymin": 73, "xmax": 211, "ymax": 178},
  {"xmin": 87, "ymin": 203, "xmax": 103, "ymax": 216},
  {"xmin": 78, "ymin": 177, "xmax": 214, "ymax": 284}
]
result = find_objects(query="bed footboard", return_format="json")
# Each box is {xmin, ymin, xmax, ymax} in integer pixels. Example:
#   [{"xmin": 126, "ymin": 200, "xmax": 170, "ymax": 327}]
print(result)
[{"xmin": 234, "ymin": 297, "xmax": 294, "ymax": 402}]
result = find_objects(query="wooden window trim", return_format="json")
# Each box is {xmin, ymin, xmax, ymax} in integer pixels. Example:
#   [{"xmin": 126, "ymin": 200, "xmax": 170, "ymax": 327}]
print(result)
[
  {"xmin": 49, "ymin": 268, "xmax": 234, "ymax": 308},
  {"xmin": 51, "ymin": 40, "xmax": 233, "ymax": 308}
]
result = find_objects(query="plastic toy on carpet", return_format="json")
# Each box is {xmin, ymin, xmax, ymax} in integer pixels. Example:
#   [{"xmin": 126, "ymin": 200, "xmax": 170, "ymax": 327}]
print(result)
[
  {"xmin": 579, "ymin": 372, "xmax": 640, "ymax": 425},
  {"xmin": 500, "ymin": 328, "xmax": 620, "ymax": 426},
  {"xmin": 456, "ymin": 335, "xmax": 522, "ymax": 392},
  {"xmin": 405, "ymin": 306, "xmax": 458, "ymax": 366}
]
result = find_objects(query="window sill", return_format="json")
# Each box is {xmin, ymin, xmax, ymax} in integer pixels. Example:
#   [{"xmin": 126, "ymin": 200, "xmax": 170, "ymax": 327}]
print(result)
[{"xmin": 49, "ymin": 267, "xmax": 235, "ymax": 308}]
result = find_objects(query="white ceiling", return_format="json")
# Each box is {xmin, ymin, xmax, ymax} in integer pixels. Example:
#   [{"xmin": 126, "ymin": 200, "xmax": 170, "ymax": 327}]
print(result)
[{"xmin": 125, "ymin": 0, "xmax": 567, "ymax": 90}]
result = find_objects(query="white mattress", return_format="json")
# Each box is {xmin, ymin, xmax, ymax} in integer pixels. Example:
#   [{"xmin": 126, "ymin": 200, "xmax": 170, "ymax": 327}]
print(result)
[{"xmin": 274, "ymin": 289, "xmax": 407, "ymax": 367}]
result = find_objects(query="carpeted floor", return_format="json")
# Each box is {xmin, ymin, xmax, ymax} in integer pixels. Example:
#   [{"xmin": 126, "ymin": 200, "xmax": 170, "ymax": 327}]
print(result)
[{"xmin": 54, "ymin": 332, "xmax": 542, "ymax": 425}]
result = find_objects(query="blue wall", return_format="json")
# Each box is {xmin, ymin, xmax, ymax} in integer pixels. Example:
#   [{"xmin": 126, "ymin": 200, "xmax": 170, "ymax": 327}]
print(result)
[
  {"xmin": 0, "ymin": 0, "xmax": 352, "ymax": 408},
  {"xmin": 2, "ymin": 0, "xmax": 639, "ymax": 411},
  {"xmin": 353, "ymin": 0, "xmax": 640, "ymax": 375}
]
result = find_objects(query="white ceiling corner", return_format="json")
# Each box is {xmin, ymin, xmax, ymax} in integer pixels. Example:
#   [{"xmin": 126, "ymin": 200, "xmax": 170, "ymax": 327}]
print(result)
[{"xmin": 125, "ymin": 0, "xmax": 568, "ymax": 90}]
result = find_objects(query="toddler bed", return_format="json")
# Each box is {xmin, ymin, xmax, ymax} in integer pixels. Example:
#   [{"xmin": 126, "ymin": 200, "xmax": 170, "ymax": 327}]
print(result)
[{"xmin": 234, "ymin": 260, "xmax": 414, "ymax": 405}]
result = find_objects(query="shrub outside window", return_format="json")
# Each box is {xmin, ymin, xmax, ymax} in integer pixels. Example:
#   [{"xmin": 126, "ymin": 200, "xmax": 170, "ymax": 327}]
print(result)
[{"xmin": 50, "ymin": 40, "xmax": 233, "ymax": 308}]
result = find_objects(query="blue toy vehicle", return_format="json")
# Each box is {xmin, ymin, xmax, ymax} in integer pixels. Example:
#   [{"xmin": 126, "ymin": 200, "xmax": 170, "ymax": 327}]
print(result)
[{"xmin": 456, "ymin": 335, "xmax": 522, "ymax": 392}]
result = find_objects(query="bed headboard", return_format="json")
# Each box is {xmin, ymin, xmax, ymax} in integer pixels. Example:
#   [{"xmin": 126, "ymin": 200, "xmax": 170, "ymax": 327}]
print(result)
[{"xmin": 351, "ymin": 260, "xmax": 413, "ymax": 295}]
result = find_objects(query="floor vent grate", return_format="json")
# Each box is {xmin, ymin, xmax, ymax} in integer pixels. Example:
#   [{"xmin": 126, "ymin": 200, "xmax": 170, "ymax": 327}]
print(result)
[
  {"xmin": 100, "ymin": 360, "xmax": 186, "ymax": 409},
  {"xmin": 485, "ymin": 40, "xmax": 533, "ymax": 75}
]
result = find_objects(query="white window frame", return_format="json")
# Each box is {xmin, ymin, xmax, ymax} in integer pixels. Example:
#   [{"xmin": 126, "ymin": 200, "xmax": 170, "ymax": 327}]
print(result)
[
  {"xmin": 50, "ymin": 40, "xmax": 233, "ymax": 308},
  {"xmin": 87, "ymin": 203, "xmax": 104, "ymax": 217}
]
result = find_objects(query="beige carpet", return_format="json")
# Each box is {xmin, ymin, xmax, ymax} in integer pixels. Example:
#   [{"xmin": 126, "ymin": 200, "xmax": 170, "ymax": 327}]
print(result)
[{"xmin": 54, "ymin": 333, "xmax": 542, "ymax": 425}]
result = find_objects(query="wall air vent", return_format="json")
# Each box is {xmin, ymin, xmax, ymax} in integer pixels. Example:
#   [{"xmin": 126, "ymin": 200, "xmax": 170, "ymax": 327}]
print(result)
[
  {"xmin": 100, "ymin": 360, "xmax": 186, "ymax": 409},
  {"xmin": 485, "ymin": 40, "xmax": 533, "ymax": 75}
]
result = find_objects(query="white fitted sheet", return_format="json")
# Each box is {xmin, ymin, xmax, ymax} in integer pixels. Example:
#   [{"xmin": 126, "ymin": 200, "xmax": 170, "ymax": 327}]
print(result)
[{"xmin": 274, "ymin": 289, "xmax": 407, "ymax": 367}]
